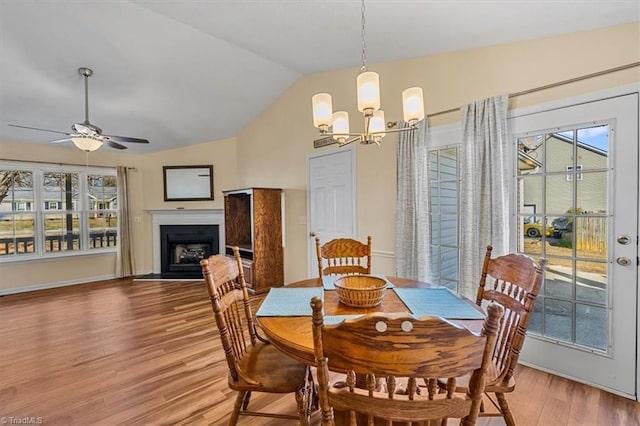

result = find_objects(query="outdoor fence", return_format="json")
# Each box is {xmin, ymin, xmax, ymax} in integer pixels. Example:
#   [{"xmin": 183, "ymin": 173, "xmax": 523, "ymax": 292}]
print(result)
[
  {"xmin": 0, "ymin": 230, "xmax": 117, "ymax": 255},
  {"xmin": 575, "ymin": 217, "xmax": 607, "ymax": 252}
]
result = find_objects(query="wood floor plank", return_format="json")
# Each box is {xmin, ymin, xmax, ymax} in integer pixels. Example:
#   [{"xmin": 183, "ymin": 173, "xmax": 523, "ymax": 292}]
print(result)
[{"xmin": 1, "ymin": 278, "xmax": 638, "ymax": 425}]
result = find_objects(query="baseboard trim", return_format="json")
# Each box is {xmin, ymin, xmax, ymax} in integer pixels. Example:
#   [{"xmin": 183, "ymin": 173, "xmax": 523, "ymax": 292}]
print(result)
[
  {"xmin": 372, "ymin": 249, "xmax": 395, "ymax": 259},
  {"xmin": 0, "ymin": 274, "xmax": 117, "ymax": 296}
]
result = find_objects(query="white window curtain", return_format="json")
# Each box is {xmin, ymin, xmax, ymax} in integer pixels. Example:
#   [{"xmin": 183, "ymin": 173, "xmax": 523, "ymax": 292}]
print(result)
[
  {"xmin": 459, "ymin": 95, "xmax": 510, "ymax": 298},
  {"xmin": 395, "ymin": 119, "xmax": 431, "ymax": 282},
  {"xmin": 116, "ymin": 166, "xmax": 135, "ymax": 277}
]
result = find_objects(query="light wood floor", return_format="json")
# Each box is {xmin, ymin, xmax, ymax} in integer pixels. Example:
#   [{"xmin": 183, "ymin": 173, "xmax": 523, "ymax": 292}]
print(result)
[{"xmin": 1, "ymin": 278, "xmax": 638, "ymax": 425}]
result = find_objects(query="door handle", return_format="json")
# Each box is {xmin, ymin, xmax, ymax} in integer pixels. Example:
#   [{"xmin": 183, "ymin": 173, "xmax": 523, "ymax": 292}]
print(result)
[{"xmin": 310, "ymin": 232, "xmax": 317, "ymax": 238}]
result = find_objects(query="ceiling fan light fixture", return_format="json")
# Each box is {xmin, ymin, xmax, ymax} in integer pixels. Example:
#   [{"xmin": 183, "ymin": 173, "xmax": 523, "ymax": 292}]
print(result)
[
  {"xmin": 8, "ymin": 66, "xmax": 150, "ymax": 151},
  {"xmin": 71, "ymin": 137, "xmax": 103, "ymax": 152}
]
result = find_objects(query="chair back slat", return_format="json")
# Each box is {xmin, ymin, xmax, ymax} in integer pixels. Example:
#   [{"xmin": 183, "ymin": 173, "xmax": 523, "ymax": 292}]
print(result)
[
  {"xmin": 312, "ymin": 297, "xmax": 503, "ymax": 425},
  {"xmin": 316, "ymin": 236, "xmax": 372, "ymax": 277},
  {"xmin": 200, "ymin": 249, "xmax": 257, "ymax": 381},
  {"xmin": 476, "ymin": 245, "xmax": 546, "ymax": 386}
]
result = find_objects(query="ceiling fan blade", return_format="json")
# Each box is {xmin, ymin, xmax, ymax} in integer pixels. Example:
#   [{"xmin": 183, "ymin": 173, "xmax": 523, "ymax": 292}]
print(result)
[
  {"xmin": 105, "ymin": 140, "xmax": 128, "ymax": 150},
  {"xmin": 9, "ymin": 123, "xmax": 71, "ymax": 136},
  {"xmin": 103, "ymin": 134, "xmax": 149, "ymax": 144},
  {"xmin": 49, "ymin": 138, "xmax": 73, "ymax": 144}
]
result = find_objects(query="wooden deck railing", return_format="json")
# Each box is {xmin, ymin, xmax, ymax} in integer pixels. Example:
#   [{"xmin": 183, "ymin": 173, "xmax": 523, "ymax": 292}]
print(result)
[{"xmin": 0, "ymin": 230, "xmax": 117, "ymax": 255}]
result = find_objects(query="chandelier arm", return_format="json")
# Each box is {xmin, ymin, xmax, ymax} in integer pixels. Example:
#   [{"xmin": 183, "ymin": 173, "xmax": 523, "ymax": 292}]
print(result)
[
  {"xmin": 339, "ymin": 136, "xmax": 362, "ymax": 147},
  {"xmin": 319, "ymin": 131, "xmax": 371, "ymax": 137},
  {"xmin": 371, "ymin": 126, "xmax": 419, "ymax": 135}
]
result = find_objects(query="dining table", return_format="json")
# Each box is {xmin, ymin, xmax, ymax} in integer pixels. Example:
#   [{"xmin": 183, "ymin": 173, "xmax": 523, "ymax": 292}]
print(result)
[{"xmin": 255, "ymin": 275, "xmax": 486, "ymax": 366}]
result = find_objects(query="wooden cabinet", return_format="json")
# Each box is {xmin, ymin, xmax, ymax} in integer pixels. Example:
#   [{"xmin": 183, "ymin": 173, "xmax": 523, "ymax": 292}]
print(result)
[{"xmin": 223, "ymin": 187, "xmax": 283, "ymax": 294}]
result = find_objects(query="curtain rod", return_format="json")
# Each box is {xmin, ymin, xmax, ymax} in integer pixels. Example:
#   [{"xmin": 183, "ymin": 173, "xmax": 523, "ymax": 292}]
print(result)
[
  {"xmin": 427, "ymin": 61, "xmax": 640, "ymax": 118},
  {"xmin": 0, "ymin": 158, "xmax": 137, "ymax": 170}
]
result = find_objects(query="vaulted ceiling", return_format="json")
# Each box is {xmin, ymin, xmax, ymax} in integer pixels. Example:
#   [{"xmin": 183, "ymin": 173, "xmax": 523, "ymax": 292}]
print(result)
[{"xmin": 1, "ymin": 1, "xmax": 637, "ymax": 153}]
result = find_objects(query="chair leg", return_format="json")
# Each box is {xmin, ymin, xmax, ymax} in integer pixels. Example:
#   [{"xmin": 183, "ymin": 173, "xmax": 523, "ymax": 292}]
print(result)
[
  {"xmin": 295, "ymin": 386, "xmax": 310, "ymax": 426},
  {"xmin": 307, "ymin": 367, "xmax": 319, "ymax": 412},
  {"xmin": 496, "ymin": 392, "xmax": 516, "ymax": 426},
  {"xmin": 229, "ymin": 391, "xmax": 245, "ymax": 426},
  {"xmin": 241, "ymin": 391, "xmax": 252, "ymax": 410}
]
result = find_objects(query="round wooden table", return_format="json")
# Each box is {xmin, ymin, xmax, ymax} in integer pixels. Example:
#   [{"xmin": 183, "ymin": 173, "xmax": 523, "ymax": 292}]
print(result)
[{"xmin": 255, "ymin": 276, "xmax": 484, "ymax": 365}]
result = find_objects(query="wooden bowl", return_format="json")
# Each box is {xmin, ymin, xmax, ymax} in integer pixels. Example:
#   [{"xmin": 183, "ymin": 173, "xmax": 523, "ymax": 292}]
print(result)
[{"xmin": 333, "ymin": 275, "xmax": 387, "ymax": 308}]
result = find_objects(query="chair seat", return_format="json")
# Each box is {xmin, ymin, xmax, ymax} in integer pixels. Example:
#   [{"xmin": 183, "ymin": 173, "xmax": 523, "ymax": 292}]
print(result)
[{"xmin": 231, "ymin": 342, "xmax": 309, "ymax": 392}]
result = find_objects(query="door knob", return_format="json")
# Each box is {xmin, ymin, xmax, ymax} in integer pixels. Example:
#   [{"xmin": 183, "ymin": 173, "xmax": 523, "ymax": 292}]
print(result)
[
  {"xmin": 310, "ymin": 232, "xmax": 317, "ymax": 238},
  {"xmin": 616, "ymin": 257, "xmax": 631, "ymax": 266}
]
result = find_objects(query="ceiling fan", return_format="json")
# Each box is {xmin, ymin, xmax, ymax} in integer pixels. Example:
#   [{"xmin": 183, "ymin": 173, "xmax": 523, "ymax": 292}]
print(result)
[{"xmin": 9, "ymin": 67, "xmax": 149, "ymax": 152}]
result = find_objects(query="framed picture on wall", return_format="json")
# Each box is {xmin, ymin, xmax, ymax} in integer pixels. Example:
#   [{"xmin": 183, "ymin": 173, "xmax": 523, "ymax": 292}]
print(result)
[{"xmin": 163, "ymin": 165, "xmax": 214, "ymax": 201}]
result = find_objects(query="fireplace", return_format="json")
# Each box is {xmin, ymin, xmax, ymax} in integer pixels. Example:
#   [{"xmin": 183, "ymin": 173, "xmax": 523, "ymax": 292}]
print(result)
[
  {"xmin": 148, "ymin": 209, "xmax": 225, "ymax": 279},
  {"xmin": 160, "ymin": 224, "xmax": 219, "ymax": 278}
]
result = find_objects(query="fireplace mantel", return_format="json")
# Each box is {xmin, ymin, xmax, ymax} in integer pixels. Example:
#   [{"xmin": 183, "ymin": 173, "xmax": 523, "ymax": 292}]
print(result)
[{"xmin": 148, "ymin": 209, "xmax": 224, "ymax": 274}]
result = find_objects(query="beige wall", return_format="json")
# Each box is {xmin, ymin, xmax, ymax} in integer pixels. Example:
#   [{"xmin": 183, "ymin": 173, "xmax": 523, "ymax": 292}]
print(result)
[
  {"xmin": 0, "ymin": 137, "xmax": 237, "ymax": 292},
  {"xmin": 1, "ymin": 22, "xmax": 638, "ymax": 291},
  {"xmin": 237, "ymin": 22, "xmax": 639, "ymax": 283}
]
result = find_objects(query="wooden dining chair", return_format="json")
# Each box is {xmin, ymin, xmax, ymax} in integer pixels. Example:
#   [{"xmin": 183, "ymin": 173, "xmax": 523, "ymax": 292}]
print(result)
[
  {"xmin": 450, "ymin": 245, "xmax": 546, "ymax": 426},
  {"xmin": 315, "ymin": 236, "xmax": 372, "ymax": 278},
  {"xmin": 200, "ymin": 248, "xmax": 315, "ymax": 425},
  {"xmin": 311, "ymin": 296, "xmax": 503, "ymax": 426}
]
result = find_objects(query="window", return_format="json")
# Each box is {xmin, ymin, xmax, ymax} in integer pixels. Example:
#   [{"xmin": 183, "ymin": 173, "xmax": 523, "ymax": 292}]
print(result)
[
  {"xmin": 516, "ymin": 124, "xmax": 610, "ymax": 350},
  {"xmin": 565, "ymin": 164, "xmax": 583, "ymax": 181},
  {"xmin": 87, "ymin": 174, "xmax": 118, "ymax": 249},
  {"xmin": 44, "ymin": 201, "xmax": 61, "ymax": 210},
  {"xmin": 0, "ymin": 162, "xmax": 118, "ymax": 259},
  {"xmin": 428, "ymin": 146, "xmax": 461, "ymax": 292},
  {"xmin": 14, "ymin": 201, "xmax": 31, "ymax": 211}
]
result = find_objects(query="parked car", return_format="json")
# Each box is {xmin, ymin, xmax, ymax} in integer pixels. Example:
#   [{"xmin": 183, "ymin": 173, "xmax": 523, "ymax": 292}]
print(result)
[
  {"xmin": 552, "ymin": 216, "xmax": 573, "ymax": 232},
  {"xmin": 523, "ymin": 221, "xmax": 554, "ymax": 238}
]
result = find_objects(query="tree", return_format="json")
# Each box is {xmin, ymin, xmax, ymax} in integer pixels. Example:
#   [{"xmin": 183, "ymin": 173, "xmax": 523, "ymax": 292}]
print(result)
[{"xmin": 0, "ymin": 170, "xmax": 32, "ymax": 205}]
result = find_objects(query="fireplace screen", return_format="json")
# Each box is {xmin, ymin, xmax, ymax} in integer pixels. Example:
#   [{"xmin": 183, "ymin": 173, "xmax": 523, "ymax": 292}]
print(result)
[
  {"xmin": 160, "ymin": 224, "xmax": 219, "ymax": 277},
  {"xmin": 175, "ymin": 243, "xmax": 208, "ymax": 264}
]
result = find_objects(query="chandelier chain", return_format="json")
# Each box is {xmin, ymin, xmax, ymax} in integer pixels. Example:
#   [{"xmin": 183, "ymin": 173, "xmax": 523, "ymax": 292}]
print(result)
[{"xmin": 360, "ymin": 0, "xmax": 367, "ymax": 72}]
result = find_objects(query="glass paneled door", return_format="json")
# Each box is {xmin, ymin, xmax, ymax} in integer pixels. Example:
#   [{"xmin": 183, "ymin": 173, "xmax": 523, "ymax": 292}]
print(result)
[{"xmin": 510, "ymin": 93, "xmax": 638, "ymax": 399}]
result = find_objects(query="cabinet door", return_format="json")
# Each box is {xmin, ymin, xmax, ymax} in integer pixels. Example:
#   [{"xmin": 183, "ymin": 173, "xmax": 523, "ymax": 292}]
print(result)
[{"xmin": 240, "ymin": 258, "xmax": 254, "ymax": 288}]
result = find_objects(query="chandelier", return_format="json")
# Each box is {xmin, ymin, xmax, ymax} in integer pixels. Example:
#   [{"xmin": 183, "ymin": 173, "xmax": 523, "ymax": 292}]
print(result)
[{"xmin": 311, "ymin": 0, "xmax": 425, "ymax": 146}]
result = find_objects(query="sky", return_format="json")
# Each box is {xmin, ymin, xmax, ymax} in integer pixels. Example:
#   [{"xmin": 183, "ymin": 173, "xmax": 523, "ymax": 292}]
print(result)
[{"xmin": 560, "ymin": 124, "xmax": 609, "ymax": 153}]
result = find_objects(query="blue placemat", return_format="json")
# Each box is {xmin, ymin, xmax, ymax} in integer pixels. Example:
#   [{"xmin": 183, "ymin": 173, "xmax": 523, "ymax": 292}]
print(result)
[
  {"xmin": 393, "ymin": 287, "xmax": 485, "ymax": 320},
  {"xmin": 322, "ymin": 274, "xmax": 395, "ymax": 290},
  {"xmin": 256, "ymin": 287, "xmax": 324, "ymax": 317},
  {"xmin": 323, "ymin": 315, "xmax": 364, "ymax": 325}
]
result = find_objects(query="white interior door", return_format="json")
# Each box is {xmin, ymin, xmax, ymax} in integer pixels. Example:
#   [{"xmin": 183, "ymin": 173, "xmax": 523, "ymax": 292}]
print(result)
[
  {"xmin": 307, "ymin": 149, "xmax": 356, "ymax": 278},
  {"xmin": 510, "ymin": 92, "xmax": 638, "ymax": 399}
]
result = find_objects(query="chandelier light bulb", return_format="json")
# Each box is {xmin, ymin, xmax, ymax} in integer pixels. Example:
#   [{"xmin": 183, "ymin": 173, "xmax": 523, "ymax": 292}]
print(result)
[
  {"xmin": 357, "ymin": 71, "xmax": 380, "ymax": 113},
  {"xmin": 402, "ymin": 87, "xmax": 425, "ymax": 124},
  {"xmin": 332, "ymin": 111, "xmax": 350, "ymax": 142},
  {"xmin": 312, "ymin": 93, "xmax": 333, "ymax": 129},
  {"xmin": 369, "ymin": 110, "xmax": 386, "ymax": 139}
]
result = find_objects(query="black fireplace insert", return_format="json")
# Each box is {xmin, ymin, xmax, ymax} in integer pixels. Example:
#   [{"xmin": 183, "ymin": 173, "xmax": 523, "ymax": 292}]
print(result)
[{"xmin": 160, "ymin": 224, "xmax": 219, "ymax": 279}]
